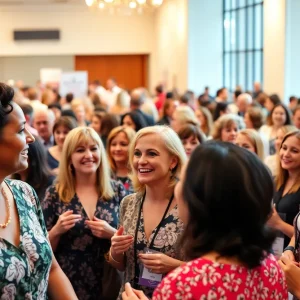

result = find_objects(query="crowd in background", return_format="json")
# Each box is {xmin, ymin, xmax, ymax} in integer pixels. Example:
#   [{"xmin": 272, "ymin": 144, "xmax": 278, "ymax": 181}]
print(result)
[{"xmin": 2, "ymin": 77, "xmax": 300, "ymax": 299}]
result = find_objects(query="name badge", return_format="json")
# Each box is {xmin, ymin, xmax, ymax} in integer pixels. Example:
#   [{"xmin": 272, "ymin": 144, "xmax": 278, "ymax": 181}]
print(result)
[{"xmin": 138, "ymin": 248, "xmax": 163, "ymax": 288}]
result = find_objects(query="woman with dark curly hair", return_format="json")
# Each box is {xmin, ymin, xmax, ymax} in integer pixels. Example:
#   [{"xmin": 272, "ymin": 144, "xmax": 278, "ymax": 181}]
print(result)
[
  {"xmin": 0, "ymin": 82, "xmax": 77, "ymax": 299},
  {"xmin": 122, "ymin": 141, "xmax": 287, "ymax": 300}
]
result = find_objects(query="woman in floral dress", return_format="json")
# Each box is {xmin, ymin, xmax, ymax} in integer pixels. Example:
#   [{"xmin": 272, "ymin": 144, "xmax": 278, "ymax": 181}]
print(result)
[
  {"xmin": 0, "ymin": 82, "xmax": 77, "ymax": 299},
  {"xmin": 109, "ymin": 126, "xmax": 187, "ymax": 299},
  {"xmin": 42, "ymin": 127, "xmax": 126, "ymax": 300},
  {"xmin": 106, "ymin": 126, "xmax": 136, "ymax": 195},
  {"xmin": 123, "ymin": 142, "xmax": 287, "ymax": 300}
]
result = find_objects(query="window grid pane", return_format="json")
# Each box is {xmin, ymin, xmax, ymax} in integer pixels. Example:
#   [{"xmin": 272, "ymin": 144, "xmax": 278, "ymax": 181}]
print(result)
[{"xmin": 223, "ymin": 2, "xmax": 263, "ymax": 93}]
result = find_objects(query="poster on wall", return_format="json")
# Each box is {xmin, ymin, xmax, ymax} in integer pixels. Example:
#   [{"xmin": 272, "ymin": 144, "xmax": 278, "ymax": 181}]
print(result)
[
  {"xmin": 59, "ymin": 71, "xmax": 88, "ymax": 98},
  {"xmin": 40, "ymin": 68, "xmax": 62, "ymax": 89}
]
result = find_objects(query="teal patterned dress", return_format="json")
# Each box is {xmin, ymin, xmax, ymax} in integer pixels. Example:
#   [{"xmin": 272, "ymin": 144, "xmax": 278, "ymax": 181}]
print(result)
[{"xmin": 0, "ymin": 179, "xmax": 53, "ymax": 300}]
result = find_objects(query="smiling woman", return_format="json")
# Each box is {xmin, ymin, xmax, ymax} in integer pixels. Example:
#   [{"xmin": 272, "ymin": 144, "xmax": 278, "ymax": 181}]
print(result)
[
  {"xmin": 42, "ymin": 126, "xmax": 126, "ymax": 299},
  {"xmin": 108, "ymin": 126, "xmax": 187, "ymax": 299},
  {"xmin": 0, "ymin": 82, "xmax": 77, "ymax": 299}
]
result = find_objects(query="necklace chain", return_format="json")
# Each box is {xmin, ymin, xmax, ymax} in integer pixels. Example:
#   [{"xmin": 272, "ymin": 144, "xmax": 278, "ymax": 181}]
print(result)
[{"xmin": 0, "ymin": 186, "xmax": 11, "ymax": 229}]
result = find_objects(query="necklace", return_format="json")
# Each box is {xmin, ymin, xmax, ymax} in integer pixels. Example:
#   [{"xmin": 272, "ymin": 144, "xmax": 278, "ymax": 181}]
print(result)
[{"xmin": 0, "ymin": 186, "xmax": 11, "ymax": 229}]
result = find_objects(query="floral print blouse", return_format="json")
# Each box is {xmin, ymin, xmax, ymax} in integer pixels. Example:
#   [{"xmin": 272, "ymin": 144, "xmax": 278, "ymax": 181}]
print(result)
[
  {"xmin": 153, "ymin": 255, "xmax": 288, "ymax": 299},
  {"xmin": 118, "ymin": 192, "xmax": 184, "ymax": 299},
  {"xmin": 0, "ymin": 180, "xmax": 52, "ymax": 300},
  {"xmin": 42, "ymin": 180, "xmax": 126, "ymax": 300},
  {"xmin": 111, "ymin": 173, "xmax": 134, "ymax": 196}
]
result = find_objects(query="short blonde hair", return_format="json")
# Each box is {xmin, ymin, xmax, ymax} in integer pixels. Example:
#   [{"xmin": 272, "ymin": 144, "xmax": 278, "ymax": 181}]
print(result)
[
  {"xmin": 129, "ymin": 126, "xmax": 187, "ymax": 193},
  {"xmin": 237, "ymin": 129, "xmax": 265, "ymax": 161},
  {"xmin": 106, "ymin": 126, "xmax": 136, "ymax": 173},
  {"xmin": 174, "ymin": 106, "xmax": 199, "ymax": 127},
  {"xmin": 275, "ymin": 130, "xmax": 300, "ymax": 193},
  {"xmin": 56, "ymin": 127, "xmax": 114, "ymax": 202},
  {"xmin": 212, "ymin": 114, "xmax": 245, "ymax": 140}
]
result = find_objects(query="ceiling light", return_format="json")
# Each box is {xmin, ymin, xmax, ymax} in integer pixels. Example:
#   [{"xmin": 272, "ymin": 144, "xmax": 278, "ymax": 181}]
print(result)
[
  {"xmin": 129, "ymin": 1, "xmax": 137, "ymax": 9},
  {"xmin": 152, "ymin": 0, "xmax": 163, "ymax": 5},
  {"xmin": 104, "ymin": 0, "xmax": 114, "ymax": 3},
  {"xmin": 85, "ymin": 0, "xmax": 94, "ymax": 6},
  {"xmin": 137, "ymin": 0, "xmax": 146, "ymax": 4},
  {"xmin": 99, "ymin": 1, "xmax": 105, "ymax": 9}
]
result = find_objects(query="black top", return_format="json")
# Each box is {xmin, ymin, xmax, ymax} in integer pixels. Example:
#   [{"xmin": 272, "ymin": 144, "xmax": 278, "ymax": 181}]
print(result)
[
  {"xmin": 47, "ymin": 151, "xmax": 59, "ymax": 170},
  {"xmin": 274, "ymin": 185, "xmax": 300, "ymax": 247},
  {"xmin": 134, "ymin": 109, "xmax": 155, "ymax": 126}
]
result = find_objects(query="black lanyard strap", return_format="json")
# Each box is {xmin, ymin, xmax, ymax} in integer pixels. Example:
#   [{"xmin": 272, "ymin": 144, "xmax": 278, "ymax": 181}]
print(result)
[{"xmin": 132, "ymin": 193, "xmax": 174, "ymax": 286}]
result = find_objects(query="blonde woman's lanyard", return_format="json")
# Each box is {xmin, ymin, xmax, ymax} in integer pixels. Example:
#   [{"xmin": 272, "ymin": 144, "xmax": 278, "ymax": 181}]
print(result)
[{"xmin": 132, "ymin": 193, "xmax": 174, "ymax": 288}]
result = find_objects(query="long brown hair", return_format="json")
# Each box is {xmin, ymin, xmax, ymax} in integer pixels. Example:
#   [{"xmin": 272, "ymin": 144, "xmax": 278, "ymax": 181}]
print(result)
[{"xmin": 275, "ymin": 130, "xmax": 300, "ymax": 193}]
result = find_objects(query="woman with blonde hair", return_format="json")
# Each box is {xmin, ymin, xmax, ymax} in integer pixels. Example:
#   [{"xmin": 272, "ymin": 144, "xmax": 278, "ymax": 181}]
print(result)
[
  {"xmin": 109, "ymin": 126, "xmax": 187, "ymax": 299},
  {"xmin": 268, "ymin": 130, "xmax": 300, "ymax": 249},
  {"xmin": 71, "ymin": 99, "xmax": 90, "ymax": 126},
  {"xmin": 235, "ymin": 129, "xmax": 265, "ymax": 161},
  {"xmin": 107, "ymin": 126, "xmax": 136, "ymax": 195},
  {"xmin": 195, "ymin": 106, "xmax": 214, "ymax": 137},
  {"xmin": 42, "ymin": 127, "xmax": 126, "ymax": 300},
  {"xmin": 264, "ymin": 125, "xmax": 297, "ymax": 175},
  {"xmin": 110, "ymin": 90, "xmax": 130, "ymax": 116},
  {"xmin": 212, "ymin": 114, "xmax": 245, "ymax": 143},
  {"xmin": 171, "ymin": 105, "xmax": 199, "ymax": 133}
]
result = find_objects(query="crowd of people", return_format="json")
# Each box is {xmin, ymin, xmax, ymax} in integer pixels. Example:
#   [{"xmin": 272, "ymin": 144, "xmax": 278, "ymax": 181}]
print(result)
[{"xmin": 1, "ymin": 78, "xmax": 300, "ymax": 299}]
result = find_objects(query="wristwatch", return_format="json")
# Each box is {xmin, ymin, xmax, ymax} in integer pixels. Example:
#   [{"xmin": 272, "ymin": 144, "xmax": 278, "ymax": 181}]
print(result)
[{"xmin": 283, "ymin": 246, "xmax": 295, "ymax": 252}]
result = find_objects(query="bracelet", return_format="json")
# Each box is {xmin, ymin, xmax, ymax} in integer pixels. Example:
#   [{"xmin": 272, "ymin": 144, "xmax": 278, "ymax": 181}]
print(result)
[
  {"xmin": 283, "ymin": 246, "xmax": 295, "ymax": 252},
  {"xmin": 109, "ymin": 249, "xmax": 123, "ymax": 264}
]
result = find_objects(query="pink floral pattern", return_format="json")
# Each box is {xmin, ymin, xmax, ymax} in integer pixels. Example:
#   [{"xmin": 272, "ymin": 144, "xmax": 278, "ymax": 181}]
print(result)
[{"xmin": 153, "ymin": 255, "xmax": 288, "ymax": 300}]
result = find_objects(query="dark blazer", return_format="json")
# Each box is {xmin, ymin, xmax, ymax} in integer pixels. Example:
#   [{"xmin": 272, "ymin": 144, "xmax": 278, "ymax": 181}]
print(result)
[
  {"xmin": 156, "ymin": 115, "xmax": 171, "ymax": 126},
  {"xmin": 134, "ymin": 109, "xmax": 155, "ymax": 126}
]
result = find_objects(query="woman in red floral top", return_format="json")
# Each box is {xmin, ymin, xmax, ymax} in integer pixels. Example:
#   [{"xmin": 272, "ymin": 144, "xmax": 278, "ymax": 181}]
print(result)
[{"xmin": 122, "ymin": 141, "xmax": 288, "ymax": 300}]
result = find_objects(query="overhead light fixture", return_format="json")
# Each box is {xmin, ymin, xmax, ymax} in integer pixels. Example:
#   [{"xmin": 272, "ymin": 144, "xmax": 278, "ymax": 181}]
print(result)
[
  {"xmin": 85, "ymin": 0, "xmax": 163, "ymax": 12},
  {"xmin": 85, "ymin": 0, "xmax": 94, "ymax": 6}
]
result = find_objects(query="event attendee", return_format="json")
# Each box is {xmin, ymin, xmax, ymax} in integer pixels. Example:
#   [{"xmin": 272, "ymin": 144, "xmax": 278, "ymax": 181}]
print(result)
[
  {"xmin": 177, "ymin": 124, "xmax": 206, "ymax": 158},
  {"xmin": 90, "ymin": 111, "xmax": 104, "ymax": 136},
  {"xmin": 215, "ymin": 87, "xmax": 228, "ymax": 102},
  {"xmin": 100, "ymin": 113, "xmax": 120, "ymax": 148},
  {"xmin": 244, "ymin": 106, "xmax": 265, "ymax": 131},
  {"xmin": 42, "ymin": 127, "xmax": 126, "ymax": 300},
  {"xmin": 110, "ymin": 91, "xmax": 130, "ymax": 116},
  {"xmin": 171, "ymin": 106, "xmax": 199, "ymax": 133},
  {"xmin": 19, "ymin": 103, "xmax": 39, "ymax": 136},
  {"xmin": 253, "ymin": 81, "xmax": 263, "ymax": 99},
  {"xmin": 156, "ymin": 99, "xmax": 177, "ymax": 126},
  {"xmin": 293, "ymin": 105, "xmax": 300, "ymax": 129},
  {"xmin": 212, "ymin": 114, "xmax": 245, "ymax": 143},
  {"xmin": 264, "ymin": 94, "xmax": 281, "ymax": 113},
  {"xmin": 121, "ymin": 111, "xmax": 148, "ymax": 132},
  {"xmin": 264, "ymin": 125, "xmax": 297, "ymax": 176},
  {"xmin": 236, "ymin": 93, "xmax": 253, "ymax": 117},
  {"xmin": 33, "ymin": 108, "xmax": 56, "ymax": 148},
  {"xmin": 289, "ymin": 96, "xmax": 299, "ymax": 112},
  {"xmin": 12, "ymin": 136, "xmax": 55, "ymax": 201},
  {"xmin": 107, "ymin": 126, "xmax": 136, "ymax": 195},
  {"xmin": 154, "ymin": 84, "xmax": 166, "ymax": 111},
  {"xmin": 71, "ymin": 99, "xmax": 90, "ymax": 127},
  {"xmin": 109, "ymin": 126, "xmax": 187, "ymax": 299},
  {"xmin": 195, "ymin": 107, "xmax": 214, "ymax": 137},
  {"xmin": 47, "ymin": 116, "xmax": 78, "ymax": 174},
  {"xmin": 213, "ymin": 102, "xmax": 229, "ymax": 121},
  {"xmin": 130, "ymin": 89, "xmax": 155, "ymax": 126},
  {"xmin": 0, "ymin": 82, "xmax": 77, "ymax": 299},
  {"xmin": 122, "ymin": 141, "xmax": 287, "ymax": 300},
  {"xmin": 235, "ymin": 129, "xmax": 265, "ymax": 161},
  {"xmin": 268, "ymin": 130, "xmax": 300, "ymax": 248}
]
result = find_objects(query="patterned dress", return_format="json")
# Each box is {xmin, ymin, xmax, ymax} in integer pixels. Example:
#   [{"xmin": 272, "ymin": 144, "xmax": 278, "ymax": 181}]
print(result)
[
  {"xmin": 0, "ymin": 179, "xmax": 52, "ymax": 300},
  {"xmin": 118, "ymin": 192, "xmax": 184, "ymax": 299},
  {"xmin": 111, "ymin": 173, "xmax": 134, "ymax": 196},
  {"xmin": 42, "ymin": 180, "xmax": 126, "ymax": 300},
  {"xmin": 153, "ymin": 255, "xmax": 288, "ymax": 299}
]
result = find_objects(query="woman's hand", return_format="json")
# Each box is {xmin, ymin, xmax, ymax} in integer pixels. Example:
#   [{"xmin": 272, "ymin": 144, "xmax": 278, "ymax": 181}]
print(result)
[
  {"xmin": 139, "ymin": 253, "xmax": 181, "ymax": 274},
  {"xmin": 267, "ymin": 206, "xmax": 283, "ymax": 230},
  {"xmin": 53, "ymin": 210, "xmax": 82, "ymax": 236},
  {"xmin": 278, "ymin": 256, "xmax": 300, "ymax": 298},
  {"xmin": 111, "ymin": 226, "xmax": 134, "ymax": 255},
  {"xmin": 122, "ymin": 283, "xmax": 148, "ymax": 300},
  {"xmin": 281, "ymin": 250, "xmax": 296, "ymax": 262},
  {"xmin": 85, "ymin": 217, "xmax": 116, "ymax": 239}
]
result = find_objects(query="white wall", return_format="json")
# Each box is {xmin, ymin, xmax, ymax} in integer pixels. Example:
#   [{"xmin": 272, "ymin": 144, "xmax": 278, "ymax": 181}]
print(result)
[
  {"xmin": 153, "ymin": 0, "xmax": 188, "ymax": 93},
  {"xmin": 0, "ymin": 55, "xmax": 74, "ymax": 86},
  {"xmin": 263, "ymin": 0, "xmax": 286, "ymax": 101},
  {"xmin": 285, "ymin": 0, "xmax": 300, "ymax": 101},
  {"xmin": 188, "ymin": 0, "xmax": 223, "ymax": 97},
  {"xmin": 0, "ymin": 3, "xmax": 155, "ymax": 88}
]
